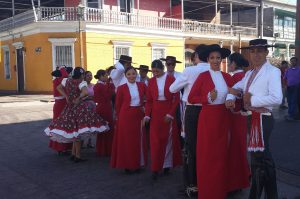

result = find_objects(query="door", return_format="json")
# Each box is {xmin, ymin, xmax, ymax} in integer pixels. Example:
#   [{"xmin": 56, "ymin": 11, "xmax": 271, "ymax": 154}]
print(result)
[
  {"xmin": 119, "ymin": 0, "xmax": 133, "ymax": 24},
  {"xmin": 16, "ymin": 48, "xmax": 25, "ymax": 93}
]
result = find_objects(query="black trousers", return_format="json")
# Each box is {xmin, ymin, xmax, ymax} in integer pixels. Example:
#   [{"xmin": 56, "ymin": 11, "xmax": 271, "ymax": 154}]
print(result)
[
  {"xmin": 183, "ymin": 105, "xmax": 202, "ymax": 187},
  {"xmin": 249, "ymin": 115, "xmax": 278, "ymax": 199}
]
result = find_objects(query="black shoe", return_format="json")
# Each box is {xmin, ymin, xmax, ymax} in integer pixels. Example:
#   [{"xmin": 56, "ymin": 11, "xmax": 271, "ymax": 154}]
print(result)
[
  {"xmin": 163, "ymin": 168, "xmax": 170, "ymax": 175},
  {"xmin": 152, "ymin": 172, "xmax": 158, "ymax": 181},
  {"xmin": 124, "ymin": 169, "xmax": 133, "ymax": 174},
  {"xmin": 70, "ymin": 155, "xmax": 75, "ymax": 161},
  {"xmin": 74, "ymin": 157, "xmax": 87, "ymax": 163}
]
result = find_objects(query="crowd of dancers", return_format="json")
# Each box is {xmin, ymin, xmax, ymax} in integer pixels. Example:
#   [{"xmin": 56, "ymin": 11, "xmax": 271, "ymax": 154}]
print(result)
[{"xmin": 44, "ymin": 38, "xmax": 283, "ymax": 199}]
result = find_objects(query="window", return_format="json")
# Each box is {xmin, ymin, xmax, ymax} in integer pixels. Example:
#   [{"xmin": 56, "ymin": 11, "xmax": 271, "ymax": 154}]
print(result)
[
  {"xmin": 112, "ymin": 40, "xmax": 133, "ymax": 63},
  {"xmin": 115, "ymin": 46, "xmax": 130, "ymax": 60},
  {"xmin": 55, "ymin": 46, "xmax": 73, "ymax": 68},
  {"xmin": 48, "ymin": 38, "xmax": 76, "ymax": 70},
  {"xmin": 152, "ymin": 48, "xmax": 165, "ymax": 61},
  {"xmin": 87, "ymin": 0, "xmax": 101, "ymax": 8},
  {"xmin": 2, "ymin": 47, "xmax": 11, "ymax": 79},
  {"xmin": 119, "ymin": 0, "xmax": 132, "ymax": 13}
]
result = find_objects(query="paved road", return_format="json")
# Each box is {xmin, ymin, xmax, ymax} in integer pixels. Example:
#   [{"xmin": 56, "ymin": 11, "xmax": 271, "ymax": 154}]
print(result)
[{"xmin": 0, "ymin": 95, "xmax": 299, "ymax": 199}]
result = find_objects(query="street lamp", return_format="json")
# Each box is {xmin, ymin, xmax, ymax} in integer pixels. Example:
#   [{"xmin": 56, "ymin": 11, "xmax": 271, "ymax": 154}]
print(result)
[{"xmin": 77, "ymin": 4, "xmax": 85, "ymax": 67}]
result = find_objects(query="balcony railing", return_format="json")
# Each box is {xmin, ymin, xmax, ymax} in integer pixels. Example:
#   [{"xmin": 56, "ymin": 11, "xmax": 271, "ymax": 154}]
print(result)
[
  {"xmin": 0, "ymin": 7, "xmax": 258, "ymax": 38},
  {"xmin": 274, "ymin": 25, "xmax": 296, "ymax": 40}
]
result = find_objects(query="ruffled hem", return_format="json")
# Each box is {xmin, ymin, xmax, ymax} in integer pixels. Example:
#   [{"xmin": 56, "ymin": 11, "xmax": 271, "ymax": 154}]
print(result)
[{"xmin": 44, "ymin": 125, "xmax": 109, "ymax": 143}]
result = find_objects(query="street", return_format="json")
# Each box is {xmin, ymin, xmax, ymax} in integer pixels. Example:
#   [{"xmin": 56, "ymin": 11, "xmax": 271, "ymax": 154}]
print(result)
[{"xmin": 0, "ymin": 95, "xmax": 300, "ymax": 199}]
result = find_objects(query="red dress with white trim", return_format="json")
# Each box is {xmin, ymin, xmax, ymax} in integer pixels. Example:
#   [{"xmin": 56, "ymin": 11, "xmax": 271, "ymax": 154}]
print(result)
[
  {"xmin": 145, "ymin": 74, "xmax": 182, "ymax": 172},
  {"xmin": 188, "ymin": 70, "xmax": 233, "ymax": 199},
  {"xmin": 44, "ymin": 78, "xmax": 109, "ymax": 142},
  {"xmin": 94, "ymin": 81, "xmax": 115, "ymax": 156},
  {"xmin": 110, "ymin": 82, "xmax": 147, "ymax": 169},
  {"xmin": 227, "ymin": 71, "xmax": 250, "ymax": 192},
  {"xmin": 48, "ymin": 76, "xmax": 73, "ymax": 152}
]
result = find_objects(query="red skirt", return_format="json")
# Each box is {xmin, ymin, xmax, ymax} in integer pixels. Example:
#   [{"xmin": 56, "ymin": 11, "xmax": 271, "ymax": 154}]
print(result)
[
  {"xmin": 110, "ymin": 106, "xmax": 147, "ymax": 170},
  {"xmin": 49, "ymin": 99, "xmax": 72, "ymax": 152},
  {"xmin": 149, "ymin": 101, "xmax": 182, "ymax": 172},
  {"xmin": 96, "ymin": 104, "xmax": 114, "ymax": 156},
  {"xmin": 197, "ymin": 104, "xmax": 229, "ymax": 199},
  {"xmin": 227, "ymin": 112, "xmax": 250, "ymax": 191}
]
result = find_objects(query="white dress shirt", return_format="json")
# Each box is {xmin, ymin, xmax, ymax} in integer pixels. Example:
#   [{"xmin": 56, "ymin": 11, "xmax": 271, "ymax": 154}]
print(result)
[
  {"xmin": 208, "ymin": 69, "xmax": 228, "ymax": 105},
  {"xmin": 167, "ymin": 71, "xmax": 181, "ymax": 79},
  {"xmin": 127, "ymin": 82, "xmax": 141, "ymax": 106},
  {"xmin": 226, "ymin": 61, "xmax": 282, "ymax": 111},
  {"xmin": 156, "ymin": 73, "xmax": 167, "ymax": 101},
  {"xmin": 110, "ymin": 62, "xmax": 127, "ymax": 88},
  {"xmin": 169, "ymin": 62, "xmax": 210, "ymax": 104}
]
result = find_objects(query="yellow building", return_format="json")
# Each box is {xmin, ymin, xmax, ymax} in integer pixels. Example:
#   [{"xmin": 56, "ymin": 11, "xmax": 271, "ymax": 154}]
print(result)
[{"xmin": 0, "ymin": 5, "xmax": 257, "ymax": 93}]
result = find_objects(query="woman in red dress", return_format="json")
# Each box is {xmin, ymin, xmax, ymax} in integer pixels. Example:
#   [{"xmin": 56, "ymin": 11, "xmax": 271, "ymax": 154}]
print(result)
[
  {"xmin": 44, "ymin": 67, "xmax": 109, "ymax": 162},
  {"xmin": 144, "ymin": 60, "xmax": 182, "ymax": 181},
  {"xmin": 227, "ymin": 53, "xmax": 251, "ymax": 193},
  {"xmin": 111, "ymin": 67, "xmax": 147, "ymax": 172},
  {"xmin": 188, "ymin": 44, "xmax": 233, "ymax": 199},
  {"xmin": 93, "ymin": 69, "xmax": 115, "ymax": 156},
  {"xmin": 48, "ymin": 67, "xmax": 73, "ymax": 155}
]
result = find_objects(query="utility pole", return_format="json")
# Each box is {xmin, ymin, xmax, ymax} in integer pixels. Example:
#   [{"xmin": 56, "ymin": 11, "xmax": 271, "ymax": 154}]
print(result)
[{"xmin": 295, "ymin": 0, "xmax": 300, "ymax": 63}]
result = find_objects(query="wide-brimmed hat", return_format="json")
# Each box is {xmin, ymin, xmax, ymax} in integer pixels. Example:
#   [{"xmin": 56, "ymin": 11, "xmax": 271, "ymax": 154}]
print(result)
[
  {"xmin": 116, "ymin": 55, "xmax": 133, "ymax": 63},
  {"xmin": 240, "ymin": 39, "xmax": 276, "ymax": 49},
  {"xmin": 136, "ymin": 65, "xmax": 152, "ymax": 72},
  {"xmin": 195, "ymin": 44, "xmax": 208, "ymax": 61},
  {"xmin": 202, "ymin": 44, "xmax": 231, "ymax": 60},
  {"xmin": 160, "ymin": 56, "xmax": 182, "ymax": 63}
]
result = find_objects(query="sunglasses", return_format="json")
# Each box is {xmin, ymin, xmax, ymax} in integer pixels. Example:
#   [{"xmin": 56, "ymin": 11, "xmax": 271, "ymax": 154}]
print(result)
[{"xmin": 166, "ymin": 62, "xmax": 175, "ymax": 66}]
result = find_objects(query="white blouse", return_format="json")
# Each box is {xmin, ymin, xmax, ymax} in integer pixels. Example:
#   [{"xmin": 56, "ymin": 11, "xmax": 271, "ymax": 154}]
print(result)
[
  {"xmin": 127, "ymin": 82, "xmax": 141, "ymax": 106},
  {"xmin": 156, "ymin": 73, "xmax": 167, "ymax": 101},
  {"xmin": 208, "ymin": 69, "xmax": 228, "ymax": 105},
  {"xmin": 61, "ymin": 78, "xmax": 87, "ymax": 90}
]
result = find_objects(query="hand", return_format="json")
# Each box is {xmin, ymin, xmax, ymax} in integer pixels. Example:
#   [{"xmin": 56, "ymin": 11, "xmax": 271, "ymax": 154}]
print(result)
[
  {"xmin": 164, "ymin": 115, "xmax": 173, "ymax": 123},
  {"xmin": 228, "ymin": 87, "xmax": 241, "ymax": 97},
  {"xmin": 225, "ymin": 100, "xmax": 235, "ymax": 109},
  {"xmin": 142, "ymin": 117, "xmax": 150, "ymax": 127},
  {"xmin": 210, "ymin": 89, "xmax": 217, "ymax": 102},
  {"xmin": 243, "ymin": 92, "xmax": 252, "ymax": 107},
  {"xmin": 65, "ymin": 96, "xmax": 70, "ymax": 104},
  {"xmin": 73, "ymin": 97, "xmax": 80, "ymax": 105}
]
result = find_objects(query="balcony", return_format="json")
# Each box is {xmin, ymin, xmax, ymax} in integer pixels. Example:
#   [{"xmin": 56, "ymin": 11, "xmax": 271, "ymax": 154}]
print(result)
[
  {"xmin": 274, "ymin": 25, "xmax": 296, "ymax": 40},
  {"xmin": 0, "ymin": 7, "xmax": 257, "ymax": 38}
]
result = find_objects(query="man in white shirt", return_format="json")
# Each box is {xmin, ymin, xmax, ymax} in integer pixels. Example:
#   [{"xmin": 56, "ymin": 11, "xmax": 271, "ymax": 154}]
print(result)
[
  {"xmin": 160, "ymin": 56, "xmax": 182, "ymax": 79},
  {"xmin": 110, "ymin": 55, "xmax": 132, "ymax": 88},
  {"xmin": 226, "ymin": 39, "xmax": 282, "ymax": 199},
  {"xmin": 136, "ymin": 65, "xmax": 151, "ymax": 86},
  {"xmin": 169, "ymin": 44, "xmax": 209, "ymax": 197}
]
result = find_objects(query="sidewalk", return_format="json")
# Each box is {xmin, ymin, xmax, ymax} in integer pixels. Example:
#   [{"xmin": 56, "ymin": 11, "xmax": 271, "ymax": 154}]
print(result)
[{"xmin": 0, "ymin": 94, "xmax": 53, "ymax": 103}]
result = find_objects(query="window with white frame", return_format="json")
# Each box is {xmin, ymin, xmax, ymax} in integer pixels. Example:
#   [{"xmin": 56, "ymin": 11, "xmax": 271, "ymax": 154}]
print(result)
[
  {"xmin": 48, "ymin": 38, "xmax": 76, "ymax": 70},
  {"xmin": 112, "ymin": 40, "xmax": 133, "ymax": 63},
  {"xmin": 150, "ymin": 42, "xmax": 168, "ymax": 61},
  {"xmin": 3, "ymin": 47, "xmax": 11, "ymax": 79},
  {"xmin": 152, "ymin": 48, "xmax": 165, "ymax": 61},
  {"xmin": 87, "ymin": 0, "xmax": 102, "ymax": 8}
]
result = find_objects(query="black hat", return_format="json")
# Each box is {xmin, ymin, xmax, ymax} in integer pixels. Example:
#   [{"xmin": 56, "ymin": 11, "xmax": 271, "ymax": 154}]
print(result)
[
  {"xmin": 136, "ymin": 65, "xmax": 152, "ymax": 72},
  {"xmin": 240, "ymin": 39, "xmax": 276, "ymax": 49},
  {"xmin": 117, "ymin": 55, "xmax": 133, "ymax": 63},
  {"xmin": 160, "ymin": 56, "xmax": 182, "ymax": 63},
  {"xmin": 202, "ymin": 44, "xmax": 231, "ymax": 61},
  {"xmin": 195, "ymin": 44, "xmax": 208, "ymax": 61}
]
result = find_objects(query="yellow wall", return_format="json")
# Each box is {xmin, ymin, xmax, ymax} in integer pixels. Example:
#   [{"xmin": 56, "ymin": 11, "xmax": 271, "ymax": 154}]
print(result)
[
  {"xmin": 85, "ymin": 32, "xmax": 185, "ymax": 84},
  {"xmin": 0, "ymin": 31, "xmax": 184, "ymax": 92},
  {"xmin": 0, "ymin": 32, "xmax": 82, "ymax": 92}
]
